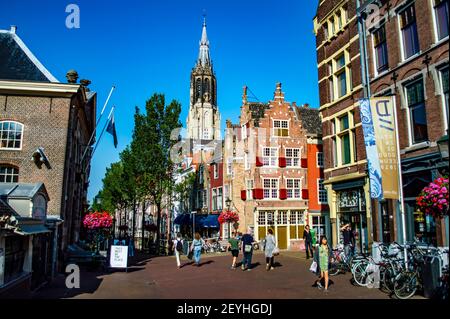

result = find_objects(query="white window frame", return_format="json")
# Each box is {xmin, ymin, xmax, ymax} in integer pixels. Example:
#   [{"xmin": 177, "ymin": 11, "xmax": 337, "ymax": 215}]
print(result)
[
  {"xmin": 212, "ymin": 188, "xmax": 218, "ymax": 211},
  {"xmin": 286, "ymin": 178, "xmax": 302, "ymax": 199},
  {"xmin": 317, "ymin": 178, "xmax": 328, "ymax": 204},
  {"xmin": 430, "ymin": 0, "xmax": 450, "ymax": 43},
  {"xmin": 0, "ymin": 121, "xmax": 24, "ymax": 151},
  {"xmin": 246, "ymin": 179, "xmax": 254, "ymax": 199},
  {"xmin": 244, "ymin": 152, "xmax": 250, "ymax": 170},
  {"xmin": 262, "ymin": 147, "xmax": 278, "ymax": 167},
  {"xmin": 317, "ymin": 152, "xmax": 324, "ymax": 167},
  {"xmin": 263, "ymin": 178, "xmax": 279, "ymax": 200},
  {"xmin": 213, "ymin": 164, "xmax": 219, "ymax": 179},
  {"xmin": 404, "ymin": 77, "xmax": 428, "ymax": 146},
  {"xmin": 217, "ymin": 187, "xmax": 223, "ymax": 211},
  {"xmin": 438, "ymin": 65, "xmax": 449, "ymax": 131},
  {"xmin": 0, "ymin": 165, "xmax": 19, "ymax": 183},
  {"xmin": 397, "ymin": 4, "xmax": 420, "ymax": 62},
  {"xmin": 272, "ymin": 119, "xmax": 289, "ymax": 137},
  {"xmin": 285, "ymin": 148, "xmax": 301, "ymax": 167}
]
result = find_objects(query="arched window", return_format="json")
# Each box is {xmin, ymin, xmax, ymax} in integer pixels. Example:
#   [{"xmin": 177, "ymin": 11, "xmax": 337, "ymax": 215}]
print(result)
[
  {"xmin": 203, "ymin": 78, "xmax": 210, "ymax": 95},
  {"xmin": 0, "ymin": 121, "xmax": 24, "ymax": 150},
  {"xmin": 0, "ymin": 165, "xmax": 19, "ymax": 183}
]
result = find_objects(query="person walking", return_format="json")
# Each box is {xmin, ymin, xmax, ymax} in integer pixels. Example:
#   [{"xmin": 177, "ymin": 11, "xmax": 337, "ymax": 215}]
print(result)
[
  {"xmin": 241, "ymin": 229, "xmax": 255, "ymax": 271},
  {"xmin": 190, "ymin": 232, "xmax": 205, "ymax": 267},
  {"xmin": 227, "ymin": 232, "xmax": 240, "ymax": 269},
  {"xmin": 264, "ymin": 229, "xmax": 277, "ymax": 271},
  {"xmin": 303, "ymin": 225, "xmax": 314, "ymax": 259},
  {"xmin": 341, "ymin": 223, "xmax": 355, "ymax": 260},
  {"xmin": 173, "ymin": 233, "xmax": 184, "ymax": 269},
  {"xmin": 315, "ymin": 236, "xmax": 330, "ymax": 292}
]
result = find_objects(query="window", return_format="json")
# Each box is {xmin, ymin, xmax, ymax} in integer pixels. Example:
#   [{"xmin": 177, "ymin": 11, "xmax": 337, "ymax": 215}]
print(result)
[
  {"xmin": 331, "ymin": 52, "xmax": 350, "ymax": 99},
  {"xmin": 212, "ymin": 188, "xmax": 217, "ymax": 211},
  {"xmin": 373, "ymin": 25, "xmax": 389, "ymax": 73},
  {"xmin": 217, "ymin": 187, "xmax": 223, "ymax": 211},
  {"xmin": 226, "ymin": 158, "xmax": 232, "ymax": 176},
  {"xmin": 246, "ymin": 179, "xmax": 254, "ymax": 199},
  {"xmin": 258, "ymin": 211, "xmax": 266, "ymax": 225},
  {"xmin": 241, "ymin": 124, "xmax": 247, "ymax": 139},
  {"xmin": 223, "ymin": 184, "xmax": 230, "ymax": 208},
  {"xmin": 399, "ymin": 5, "xmax": 420, "ymax": 59},
  {"xmin": 311, "ymin": 216, "xmax": 327, "ymax": 242},
  {"xmin": 263, "ymin": 178, "xmax": 278, "ymax": 199},
  {"xmin": 277, "ymin": 211, "xmax": 288, "ymax": 224},
  {"xmin": 339, "ymin": 114, "xmax": 351, "ymax": 164},
  {"xmin": 318, "ymin": 179, "xmax": 327, "ymax": 204},
  {"xmin": 405, "ymin": 79, "xmax": 428, "ymax": 144},
  {"xmin": 337, "ymin": 11, "xmax": 342, "ymax": 30},
  {"xmin": 324, "ymin": 24, "xmax": 329, "ymax": 40},
  {"xmin": 332, "ymin": 137, "xmax": 338, "ymax": 167},
  {"xmin": 273, "ymin": 120, "xmax": 289, "ymax": 137},
  {"xmin": 202, "ymin": 190, "xmax": 207, "ymax": 208},
  {"xmin": 286, "ymin": 179, "xmax": 302, "ymax": 199},
  {"xmin": 213, "ymin": 164, "xmax": 218, "ymax": 179},
  {"xmin": 440, "ymin": 67, "xmax": 449, "ymax": 131},
  {"xmin": 4, "ymin": 236, "xmax": 26, "ymax": 284},
  {"xmin": 0, "ymin": 165, "xmax": 19, "ymax": 183},
  {"xmin": 317, "ymin": 152, "xmax": 324, "ymax": 167},
  {"xmin": 244, "ymin": 152, "xmax": 250, "ymax": 170},
  {"xmin": 262, "ymin": 147, "xmax": 278, "ymax": 166},
  {"xmin": 330, "ymin": 17, "xmax": 335, "ymax": 35},
  {"xmin": 285, "ymin": 148, "xmax": 300, "ymax": 167},
  {"xmin": 203, "ymin": 129, "xmax": 210, "ymax": 140},
  {"xmin": 434, "ymin": 0, "xmax": 449, "ymax": 41},
  {"xmin": 0, "ymin": 121, "xmax": 23, "ymax": 150}
]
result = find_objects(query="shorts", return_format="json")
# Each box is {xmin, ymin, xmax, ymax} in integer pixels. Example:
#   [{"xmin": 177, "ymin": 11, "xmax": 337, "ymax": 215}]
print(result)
[{"xmin": 231, "ymin": 249, "xmax": 239, "ymax": 257}]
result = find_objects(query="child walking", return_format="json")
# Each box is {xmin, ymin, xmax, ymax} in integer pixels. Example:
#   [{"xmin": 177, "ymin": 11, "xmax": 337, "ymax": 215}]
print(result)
[{"xmin": 315, "ymin": 236, "xmax": 330, "ymax": 292}]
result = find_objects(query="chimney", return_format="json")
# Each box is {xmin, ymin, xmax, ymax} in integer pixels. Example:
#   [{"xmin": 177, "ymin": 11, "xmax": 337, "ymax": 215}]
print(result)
[
  {"xmin": 10, "ymin": 25, "xmax": 17, "ymax": 34},
  {"xmin": 66, "ymin": 70, "xmax": 79, "ymax": 83},
  {"xmin": 273, "ymin": 82, "xmax": 284, "ymax": 102}
]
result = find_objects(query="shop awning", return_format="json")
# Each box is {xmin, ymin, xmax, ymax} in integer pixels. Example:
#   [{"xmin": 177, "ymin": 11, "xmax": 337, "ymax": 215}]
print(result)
[
  {"xmin": 202, "ymin": 214, "xmax": 220, "ymax": 228},
  {"xmin": 14, "ymin": 224, "xmax": 51, "ymax": 235},
  {"xmin": 174, "ymin": 214, "xmax": 191, "ymax": 225}
]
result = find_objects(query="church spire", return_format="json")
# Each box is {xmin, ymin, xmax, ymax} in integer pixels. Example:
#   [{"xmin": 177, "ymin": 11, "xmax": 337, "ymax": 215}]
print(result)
[{"xmin": 198, "ymin": 17, "xmax": 211, "ymax": 67}]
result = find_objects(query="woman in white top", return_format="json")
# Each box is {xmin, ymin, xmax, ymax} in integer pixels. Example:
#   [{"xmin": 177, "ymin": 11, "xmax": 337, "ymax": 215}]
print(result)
[{"xmin": 173, "ymin": 233, "xmax": 184, "ymax": 269}]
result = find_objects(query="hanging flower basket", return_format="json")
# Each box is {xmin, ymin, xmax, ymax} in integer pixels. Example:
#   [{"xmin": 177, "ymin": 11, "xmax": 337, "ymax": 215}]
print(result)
[
  {"xmin": 83, "ymin": 211, "xmax": 113, "ymax": 229},
  {"xmin": 416, "ymin": 177, "xmax": 449, "ymax": 219},
  {"xmin": 218, "ymin": 210, "xmax": 239, "ymax": 224}
]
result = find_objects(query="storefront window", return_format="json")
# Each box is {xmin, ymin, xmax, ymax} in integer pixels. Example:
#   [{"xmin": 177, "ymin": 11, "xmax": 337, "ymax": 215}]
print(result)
[{"xmin": 4, "ymin": 236, "xmax": 26, "ymax": 284}]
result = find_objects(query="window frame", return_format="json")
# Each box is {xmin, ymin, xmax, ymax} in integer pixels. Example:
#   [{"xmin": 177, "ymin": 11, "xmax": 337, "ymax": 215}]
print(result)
[
  {"xmin": 285, "ymin": 148, "xmax": 301, "ymax": 167},
  {"xmin": 262, "ymin": 147, "xmax": 278, "ymax": 167},
  {"xmin": 273, "ymin": 119, "xmax": 290, "ymax": 137},
  {"xmin": 263, "ymin": 178, "xmax": 279, "ymax": 200},
  {"xmin": 404, "ymin": 77, "xmax": 429, "ymax": 145},
  {"xmin": 0, "ymin": 165, "xmax": 19, "ymax": 183},
  {"xmin": 372, "ymin": 24, "xmax": 389, "ymax": 75},
  {"xmin": 0, "ymin": 121, "xmax": 24, "ymax": 151},
  {"xmin": 317, "ymin": 178, "xmax": 328, "ymax": 204},
  {"xmin": 317, "ymin": 152, "xmax": 324, "ymax": 168},
  {"xmin": 439, "ymin": 66, "xmax": 449, "ymax": 131},
  {"xmin": 398, "ymin": 4, "xmax": 420, "ymax": 61},
  {"xmin": 286, "ymin": 178, "xmax": 302, "ymax": 199},
  {"xmin": 431, "ymin": 0, "xmax": 449, "ymax": 42}
]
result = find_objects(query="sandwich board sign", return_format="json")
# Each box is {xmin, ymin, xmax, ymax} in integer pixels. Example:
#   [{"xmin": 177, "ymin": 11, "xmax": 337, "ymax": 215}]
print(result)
[{"xmin": 110, "ymin": 245, "xmax": 128, "ymax": 270}]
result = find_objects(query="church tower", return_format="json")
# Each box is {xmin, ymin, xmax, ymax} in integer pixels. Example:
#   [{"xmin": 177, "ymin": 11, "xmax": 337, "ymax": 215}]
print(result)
[{"xmin": 186, "ymin": 18, "xmax": 221, "ymax": 141}]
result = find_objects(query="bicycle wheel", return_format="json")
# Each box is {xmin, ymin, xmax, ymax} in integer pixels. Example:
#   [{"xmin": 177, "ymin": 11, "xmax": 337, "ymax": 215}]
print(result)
[
  {"xmin": 382, "ymin": 265, "xmax": 396, "ymax": 293},
  {"xmin": 393, "ymin": 271, "xmax": 417, "ymax": 299},
  {"xmin": 329, "ymin": 260, "xmax": 340, "ymax": 276},
  {"xmin": 353, "ymin": 261, "xmax": 370, "ymax": 287}
]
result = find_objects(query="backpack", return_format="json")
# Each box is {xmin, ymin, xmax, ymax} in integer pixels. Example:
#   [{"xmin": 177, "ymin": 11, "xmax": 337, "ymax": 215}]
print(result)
[{"xmin": 176, "ymin": 240, "xmax": 183, "ymax": 252}]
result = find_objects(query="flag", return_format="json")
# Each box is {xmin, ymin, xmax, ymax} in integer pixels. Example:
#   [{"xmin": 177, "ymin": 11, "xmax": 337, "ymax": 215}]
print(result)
[{"xmin": 106, "ymin": 112, "xmax": 118, "ymax": 148}]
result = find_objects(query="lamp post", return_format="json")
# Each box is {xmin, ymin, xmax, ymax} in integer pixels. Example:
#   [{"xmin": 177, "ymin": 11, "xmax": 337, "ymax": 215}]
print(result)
[{"xmin": 225, "ymin": 198, "xmax": 232, "ymax": 238}]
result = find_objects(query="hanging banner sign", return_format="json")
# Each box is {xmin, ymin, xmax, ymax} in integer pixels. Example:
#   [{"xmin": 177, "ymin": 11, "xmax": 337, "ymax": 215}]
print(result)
[
  {"xmin": 359, "ymin": 97, "xmax": 400, "ymax": 200},
  {"xmin": 359, "ymin": 99, "xmax": 383, "ymax": 199}
]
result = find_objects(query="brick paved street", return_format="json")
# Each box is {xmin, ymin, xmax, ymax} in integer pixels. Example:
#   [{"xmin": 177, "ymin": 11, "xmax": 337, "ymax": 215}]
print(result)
[{"xmin": 31, "ymin": 251, "xmax": 391, "ymax": 299}]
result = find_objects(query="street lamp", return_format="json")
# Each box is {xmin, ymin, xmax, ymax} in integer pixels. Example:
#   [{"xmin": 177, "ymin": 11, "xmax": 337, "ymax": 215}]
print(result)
[{"xmin": 225, "ymin": 198, "xmax": 232, "ymax": 211}]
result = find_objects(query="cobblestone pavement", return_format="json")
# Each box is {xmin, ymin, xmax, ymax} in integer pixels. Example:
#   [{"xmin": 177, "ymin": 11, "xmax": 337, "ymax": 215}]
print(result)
[{"xmin": 29, "ymin": 250, "xmax": 401, "ymax": 299}]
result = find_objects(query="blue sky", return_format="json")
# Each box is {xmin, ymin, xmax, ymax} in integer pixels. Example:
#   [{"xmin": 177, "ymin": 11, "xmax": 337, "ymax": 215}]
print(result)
[{"xmin": 1, "ymin": 0, "xmax": 319, "ymax": 202}]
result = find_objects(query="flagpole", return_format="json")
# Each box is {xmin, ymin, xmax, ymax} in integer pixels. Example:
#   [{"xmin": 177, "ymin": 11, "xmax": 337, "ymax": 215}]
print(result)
[
  {"xmin": 81, "ymin": 85, "xmax": 115, "ymax": 163},
  {"xmin": 91, "ymin": 106, "xmax": 115, "ymax": 159},
  {"xmin": 391, "ymin": 95, "xmax": 408, "ymax": 267}
]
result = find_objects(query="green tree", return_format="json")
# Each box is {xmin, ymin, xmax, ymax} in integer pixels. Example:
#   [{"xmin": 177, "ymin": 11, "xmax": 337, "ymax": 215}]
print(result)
[{"xmin": 131, "ymin": 94, "xmax": 181, "ymax": 254}]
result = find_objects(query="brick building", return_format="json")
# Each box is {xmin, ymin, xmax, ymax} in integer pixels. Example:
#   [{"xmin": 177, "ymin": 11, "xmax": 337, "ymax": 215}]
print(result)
[
  {"xmin": 0, "ymin": 27, "xmax": 97, "ymax": 270},
  {"xmin": 314, "ymin": 0, "xmax": 449, "ymax": 248},
  {"xmin": 223, "ymin": 83, "xmax": 327, "ymax": 250}
]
